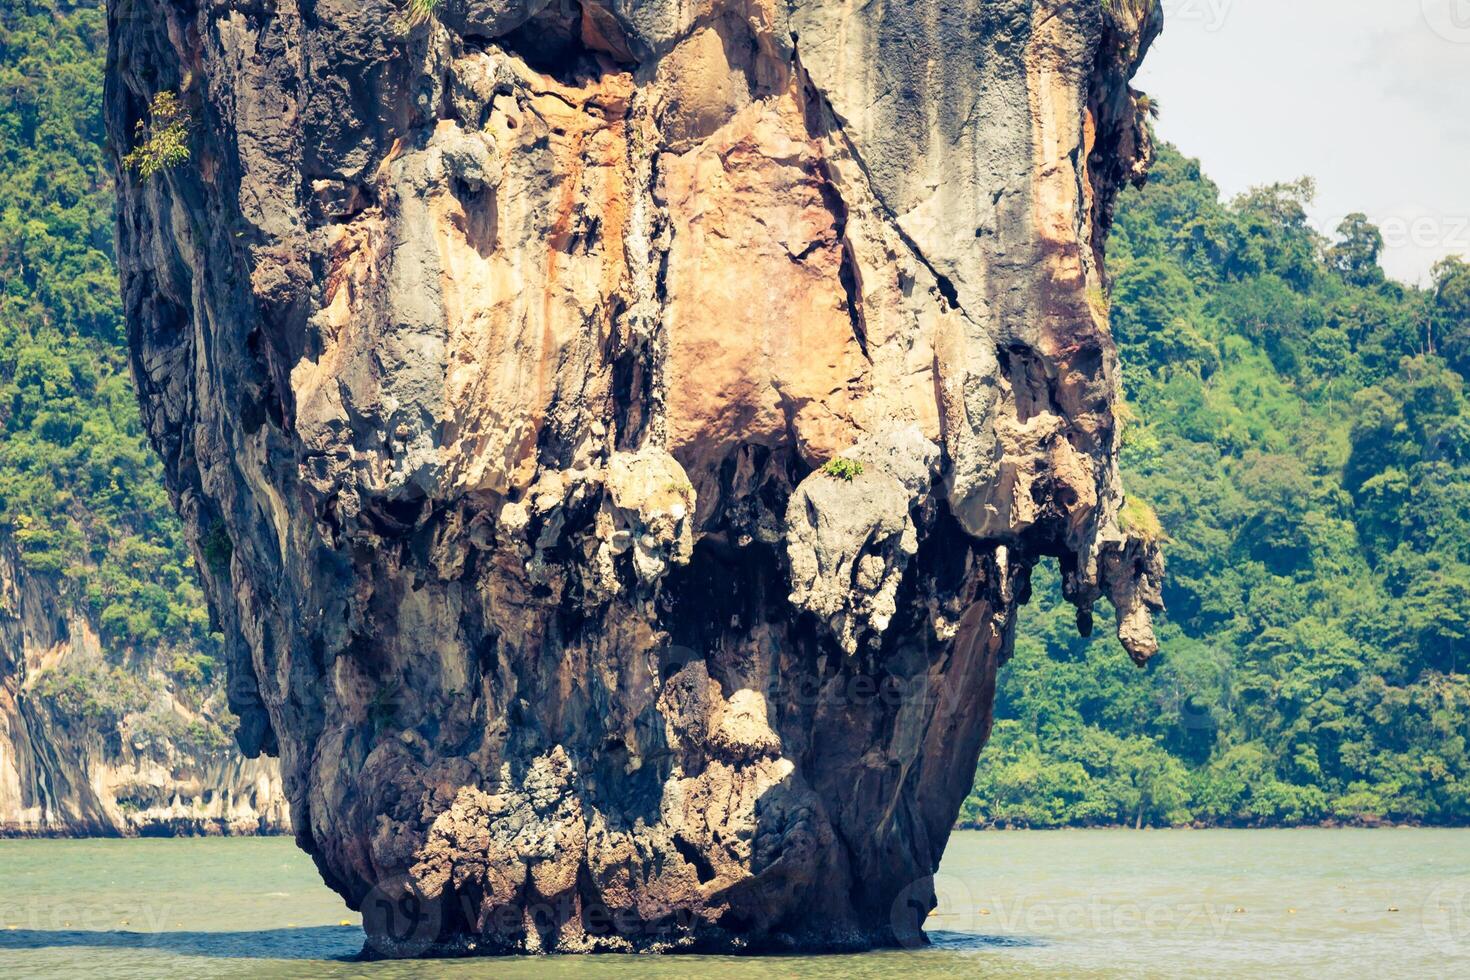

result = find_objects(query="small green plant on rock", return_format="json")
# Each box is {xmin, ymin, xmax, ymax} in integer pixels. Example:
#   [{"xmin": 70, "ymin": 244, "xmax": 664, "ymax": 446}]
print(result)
[
  {"xmin": 406, "ymin": 0, "xmax": 441, "ymax": 25},
  {"xmin": 822, "ymin": 458, "xmax": 865, "ymax": 481},
  {"xmin": 201, "ymin": 521, "xmax": 233, "ymax": 573},
  {"xmin": 369, "ymin": 684, "xmax": 402, "ymax": 736},
  {"xmin": 1118, "ymin": 495, "xmax": 1166, "ymax": 544},
  {"xmin": 122, "ymin": 91, "xmax": 191, "ymax": 178}
]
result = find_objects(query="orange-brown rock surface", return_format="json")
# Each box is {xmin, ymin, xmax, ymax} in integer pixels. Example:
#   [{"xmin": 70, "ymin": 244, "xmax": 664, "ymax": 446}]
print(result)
[{"xmin": 108, "ymin": 0, "xmax": 1163, "ymax": 954}]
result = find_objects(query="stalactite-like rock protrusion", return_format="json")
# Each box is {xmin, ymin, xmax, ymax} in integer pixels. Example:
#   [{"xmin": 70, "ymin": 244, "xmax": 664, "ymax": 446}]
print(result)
[{"xmin": 108, "ymin": 0, "xmax": 1164, "ymax": 954}]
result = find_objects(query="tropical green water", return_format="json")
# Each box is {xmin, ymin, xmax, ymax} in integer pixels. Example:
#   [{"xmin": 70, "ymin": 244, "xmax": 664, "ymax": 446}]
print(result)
[{"xmin": 1, "ymin": 830, "xmax": 1466, "ymax": 978}]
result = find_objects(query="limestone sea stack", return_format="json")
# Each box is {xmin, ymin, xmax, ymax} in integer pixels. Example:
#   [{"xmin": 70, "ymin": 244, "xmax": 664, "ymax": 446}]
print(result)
[{"xmin": 107, "ymin": 0, "xmax": 1164, "ymax": 954}]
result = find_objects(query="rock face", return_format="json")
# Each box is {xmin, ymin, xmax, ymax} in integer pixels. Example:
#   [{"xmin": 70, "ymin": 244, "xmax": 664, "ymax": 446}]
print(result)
[
  {"xmin": 108, "ymin": 0, "xmax": 1163, "ymax": 953},
  {"xmin": 0, "ymin": 542, "xmax": 289, "ymax": 838}
]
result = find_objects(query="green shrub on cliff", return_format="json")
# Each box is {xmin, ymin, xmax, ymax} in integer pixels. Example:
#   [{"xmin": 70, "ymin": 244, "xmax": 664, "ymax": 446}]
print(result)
[
  {"xmin": 121, "ymin": 90, "xmax": 190, "ymax": 179},
  {"xmin": 821, "ymin": 458, "xmax": 865, "ymax": 481},
  {"xmin": 406, "ymin": 0, "xmax": 441, "ymax": 26},
  {"xmin": 34, "ymin": 664, "xmax": 152, "ymax": 724},
  {"xmin": 1118, "ymin": 496, "xmax": 1165, "ymax": 544}
]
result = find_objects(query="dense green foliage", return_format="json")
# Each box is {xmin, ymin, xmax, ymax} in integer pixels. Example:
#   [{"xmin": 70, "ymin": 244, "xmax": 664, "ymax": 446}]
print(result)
[
  {"xmin": 0, "ymin": 3, "xmax": 218, "ymax": 694},
  {"xmin": 963, "ymin": 145, "xmax": 1470, "ymax": 828}
]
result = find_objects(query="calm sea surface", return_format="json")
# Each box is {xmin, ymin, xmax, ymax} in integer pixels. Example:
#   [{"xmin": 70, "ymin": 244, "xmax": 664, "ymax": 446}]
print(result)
[{"xmin": 2, "ymin": 829, "xmax": 1467, "ymax": 978}]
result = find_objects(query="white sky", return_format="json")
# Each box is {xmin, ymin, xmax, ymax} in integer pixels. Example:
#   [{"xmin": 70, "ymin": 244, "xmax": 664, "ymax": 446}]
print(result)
[{"xmin": 1133, "ymin": 0, "xmax": 1470, "ymax": 285}]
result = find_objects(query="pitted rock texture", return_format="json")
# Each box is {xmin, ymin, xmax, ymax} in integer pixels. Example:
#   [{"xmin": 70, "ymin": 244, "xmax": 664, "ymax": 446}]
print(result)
[{"xmin": 109, "ymin": 0, "xmax": 1164, "ymax": 953}]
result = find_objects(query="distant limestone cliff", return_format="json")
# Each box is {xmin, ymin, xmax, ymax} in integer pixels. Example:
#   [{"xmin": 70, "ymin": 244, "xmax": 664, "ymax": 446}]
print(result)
[
  {"xmin": 108, "ymin": 0, "xmax": 1161, "ymax": 953},
  {"xmin": 1, "ymin": 543, "xmax": 288, "ymax": 837}
]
